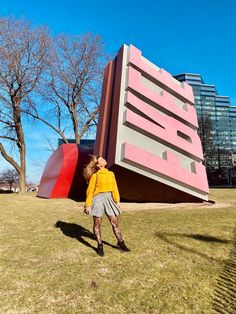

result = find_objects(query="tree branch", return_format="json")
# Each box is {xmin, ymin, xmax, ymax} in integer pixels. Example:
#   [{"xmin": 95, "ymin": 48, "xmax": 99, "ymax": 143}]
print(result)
[
  {"xmin": 21, "ymin": 108, "xmax": 69, "ymax": 143},
  {"xmin": 0, "ymin": 142, "xmax": 21, "ymax": 173},
  {"xmin": 0, "ymin": 135, "xmax": 17, "ymax": 142},
  {"xmin": 79, "ymin": 106, "xmax": 99, "ymax": 139}
]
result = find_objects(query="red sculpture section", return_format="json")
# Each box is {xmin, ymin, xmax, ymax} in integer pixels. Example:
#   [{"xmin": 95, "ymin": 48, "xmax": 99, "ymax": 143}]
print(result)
[{"xmin": 37, "ymin": 144, "xmax": 92, "ymax": 199}]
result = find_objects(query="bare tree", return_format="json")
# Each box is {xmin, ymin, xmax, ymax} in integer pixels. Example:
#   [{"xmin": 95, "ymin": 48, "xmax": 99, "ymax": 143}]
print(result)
[
  {"xmin": 0, "ymin": 17, "xmax": 50, "ymax": 193},
  {"xmin": 24, "ymin": 33, "xmax": 105, "ymax": 144},
  {"xmin": 0, "ymin": 168, "xmax": 19, "ymax": 191}
]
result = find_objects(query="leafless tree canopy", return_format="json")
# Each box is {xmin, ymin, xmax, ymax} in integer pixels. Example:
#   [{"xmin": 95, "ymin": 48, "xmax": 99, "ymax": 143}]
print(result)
[
  {"xmin": 0, "ymin": 17, "xmax": 107, "ymax": 192},
  {"xmin": 0, "ymin": 17, "xmax": 50, "ymax": 192},
  {"xmin": 29, "ymin": 33, "xmax": 105, "ymax": 143}
]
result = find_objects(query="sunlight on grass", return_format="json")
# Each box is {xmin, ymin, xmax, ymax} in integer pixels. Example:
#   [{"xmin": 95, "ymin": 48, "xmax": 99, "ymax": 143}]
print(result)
[{"xmin": 0, "ymin": 189, "xmax": 235, "ymax": 313}]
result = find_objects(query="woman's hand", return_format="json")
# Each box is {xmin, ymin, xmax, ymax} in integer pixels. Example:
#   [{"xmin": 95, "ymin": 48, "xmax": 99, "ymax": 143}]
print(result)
[{"xmin": 84, "ymin": 206, "xmax": 91, "ymax": 215}]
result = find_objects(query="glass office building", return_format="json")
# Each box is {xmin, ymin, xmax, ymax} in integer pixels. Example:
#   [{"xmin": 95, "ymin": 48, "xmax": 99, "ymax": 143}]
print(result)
[{"xmin": 174, "ymin": 73, "xmax": 236, "ymax": 185}]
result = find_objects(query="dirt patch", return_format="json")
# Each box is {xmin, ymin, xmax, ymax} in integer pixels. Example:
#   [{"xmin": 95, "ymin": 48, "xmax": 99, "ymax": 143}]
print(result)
[
  {"xmin": 120, "ymin": 201, "xmax": 233, "ymax": 211},
  {"xmin": 78, "ymin": 201, "xmax": 233, "ymax": 212}
]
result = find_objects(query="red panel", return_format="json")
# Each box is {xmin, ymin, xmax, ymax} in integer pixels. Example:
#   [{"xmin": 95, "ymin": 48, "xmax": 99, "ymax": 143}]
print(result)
[
  {"xmin": 37, "ymin": 144, "xmax": 93, "ymax": 199},
  {"xmin": 51, "ymin": 144, "xmax": 79, "ymax": 198},
  {"xmin": 68, "ymin": 146, "xmax": 94, "ymax": 199},
  {"xmin": 106, "ymin": 47, "xmax": 124, "ymax": 167},
  {"xmin": 94, "ymin": 61, "xmax": 115, "ymax": 157},
  {"xmin": 37, "ymin": 145, "xmax": 64, "ymax": 198}
]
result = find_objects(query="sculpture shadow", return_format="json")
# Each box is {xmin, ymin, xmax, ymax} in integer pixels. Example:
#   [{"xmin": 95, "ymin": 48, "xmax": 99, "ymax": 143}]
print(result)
[
  {"xmin": 212, "ymin": 227, "xmax": 236, "ymax": 314},
  {"xmin": 55, "ymin": 221, "xmax": 118, "ymax": 252},
  {"xmin": 155, "ymin": 231, "xmax": 232, "ymax": 263}
]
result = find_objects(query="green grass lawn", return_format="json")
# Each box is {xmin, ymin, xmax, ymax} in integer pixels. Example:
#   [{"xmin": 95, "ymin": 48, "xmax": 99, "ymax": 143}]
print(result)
[{"xmin": 0, "ymin": 189, "xmax": 235, "ymax": 313}]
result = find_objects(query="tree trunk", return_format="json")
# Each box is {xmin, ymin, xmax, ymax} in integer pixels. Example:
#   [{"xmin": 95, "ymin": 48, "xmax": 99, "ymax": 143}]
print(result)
[
  {"xmin": 73, "ymin": 115, "xmax": 80, "ymax": 144},
  {"xmin": 75, "ymin": 132, "xmax": 80, "ymax": 144},
  {"xmin": 19, "ymin": 173, "xmax": 26, "ymax": 193},
  {"xmin": 13, "ymin": 101, "xmax": 27, "ymax": 193},
  {"xmin": 19, "ymin": 143, "xmax": 26, "ymax": 193}
]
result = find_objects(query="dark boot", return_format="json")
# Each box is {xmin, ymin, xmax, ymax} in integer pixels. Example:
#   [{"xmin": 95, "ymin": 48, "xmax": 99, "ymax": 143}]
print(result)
[
  {"xmin": 117, "ymin": 240, "xmax": 131, "ymax": 252},
  {"xmin": 97, "ymin": 243, "xmax": 104, "ymax": 256}
]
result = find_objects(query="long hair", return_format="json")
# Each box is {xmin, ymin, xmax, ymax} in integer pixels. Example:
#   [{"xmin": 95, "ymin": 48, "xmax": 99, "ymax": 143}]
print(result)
[{"xmin": 83, "ymin": 155, "xmax": 100, "ymax": 183}]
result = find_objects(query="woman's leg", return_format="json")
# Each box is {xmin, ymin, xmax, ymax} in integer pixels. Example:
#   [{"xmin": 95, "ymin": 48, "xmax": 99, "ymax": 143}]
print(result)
[
  {"xmin": 107, "ymin": 215, "xmax": 131, "ymax": 252},
  {"xmin": 93, "ymin": 216, "xmax": 102, "ymax": 244},
  {"xmin": 107, "ymin": 215, "xmax": 123, "ymax": 243},
  {"xmin": 93, "ymin": 216, "xmax": 104, "ymax": 256}
]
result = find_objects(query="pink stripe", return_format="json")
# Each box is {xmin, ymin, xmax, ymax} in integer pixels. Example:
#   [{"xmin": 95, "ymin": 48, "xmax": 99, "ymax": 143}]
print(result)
[
  {"xmin": 127, "ymin": 67, "xmax": 198, "ymax": 128},
  {"xmin": 125, "ymin": 93, "xmax": 203, "ymax": 160},
  {"xmin": 123, "ymin": 142, "xmax": 209, "ymax": 193},
  {"xmin": 129, "ymin": 45, "xmax": 195, "ymax": 105}
]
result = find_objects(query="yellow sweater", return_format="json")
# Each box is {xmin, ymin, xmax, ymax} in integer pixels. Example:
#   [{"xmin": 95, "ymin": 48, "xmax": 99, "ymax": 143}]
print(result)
[{"xmin": 85, "ymin": 168, "xmax": 120, "ymax": 207}]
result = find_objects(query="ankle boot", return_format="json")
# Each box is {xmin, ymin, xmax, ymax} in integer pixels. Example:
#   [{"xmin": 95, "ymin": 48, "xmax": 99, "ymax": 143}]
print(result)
[
  {"xmin": 117, "ymin": 240, "xmax": 131, "ymax": 252},
  {"xmin": 97, "ymin": 243, "xmax": 104, "ymax": 256}
]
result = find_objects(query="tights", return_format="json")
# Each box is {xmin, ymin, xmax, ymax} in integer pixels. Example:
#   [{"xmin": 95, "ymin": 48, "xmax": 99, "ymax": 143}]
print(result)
[
  {"xmin": 93, "ymin": 217, "xmax": 102, "ymax": 245},
  {"xmin": 93, "ymin": 215, "xmax": 123, "ymax": 244}
]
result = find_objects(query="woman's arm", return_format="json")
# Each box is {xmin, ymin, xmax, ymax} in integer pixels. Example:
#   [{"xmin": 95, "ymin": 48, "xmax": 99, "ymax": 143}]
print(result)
[
  {"xmin": 111, "ymin": 172, "xmax": 120, "ymax": 204},
  {"xmin": 85, "ymin": 173, "xmax": 97, "ymax": 208}
]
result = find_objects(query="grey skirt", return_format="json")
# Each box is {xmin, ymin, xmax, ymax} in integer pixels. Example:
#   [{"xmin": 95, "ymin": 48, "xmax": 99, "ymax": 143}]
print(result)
[{"xmin": 89, "ymin": 192, "xmax": 120, "ymax": 217}]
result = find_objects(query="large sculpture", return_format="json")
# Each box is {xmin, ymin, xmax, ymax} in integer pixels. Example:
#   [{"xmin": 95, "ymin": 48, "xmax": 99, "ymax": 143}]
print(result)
[
  {"xmin": 94, "ymin": 44, "xmax": 209, "ymax": 202},
  {"xmin": 38, "ymin": 44, "xmax": 209, "ymax": 202}
]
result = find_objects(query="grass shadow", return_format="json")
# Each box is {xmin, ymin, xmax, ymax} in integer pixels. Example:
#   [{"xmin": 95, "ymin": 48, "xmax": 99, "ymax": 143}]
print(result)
[
  {"xmin": 155, "ymin": 232, "xmax": 232, "ymax": 262},
  {"xmin": 185, "ymin": 233, "xmax": 230, "ymax": 243},
  {"xmin": 0, "ymin": 190, "xmax": 14, "ymax": 194},
  {"xmin": 55, "ymin": 221, "xmax": 119, "ymax": 252},
  {"xmin": 212, "ymin": 227, "xmax": 236, "ymax": 313}
]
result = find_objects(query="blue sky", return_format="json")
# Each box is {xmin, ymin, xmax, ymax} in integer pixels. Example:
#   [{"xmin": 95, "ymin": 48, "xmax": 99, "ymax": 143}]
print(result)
[{"xmin": 0, "ymin": 0, "xmax": 236, "ymax": 183}]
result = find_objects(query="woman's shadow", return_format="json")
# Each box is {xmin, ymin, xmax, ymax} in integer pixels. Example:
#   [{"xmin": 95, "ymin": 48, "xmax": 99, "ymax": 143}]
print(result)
[{"xmin": 55, "ymin": 221, "xmax": 118, "ymax": 252}]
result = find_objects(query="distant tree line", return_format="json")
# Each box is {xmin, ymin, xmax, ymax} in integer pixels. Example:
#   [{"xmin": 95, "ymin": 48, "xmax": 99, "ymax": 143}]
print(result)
[
  {"xmin": 0, "ymin": 17, "xmax": 107, "ymax": 193},
  {"xmin": 0, "ymin": 168, "xmax": 19, "ymax": 192}
]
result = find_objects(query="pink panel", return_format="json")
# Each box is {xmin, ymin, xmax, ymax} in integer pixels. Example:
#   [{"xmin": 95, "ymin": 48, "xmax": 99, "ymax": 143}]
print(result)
[
  {"xmin": 128, "ymin": 45, "xmax": 195, "ymax": 105},
  {"xmin": 123, "ymin": 142, "xmax": 209, "ymax": 193},
  {"xmin": 125, "ymin": 92, "xmax": 203, "ymax": 160},
  {"xmin": 127, "ymin": 67, "xmax": 198, "ymax": 128}
]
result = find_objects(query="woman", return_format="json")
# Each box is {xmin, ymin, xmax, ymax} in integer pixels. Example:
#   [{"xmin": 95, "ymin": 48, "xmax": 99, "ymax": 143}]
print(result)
[{"xmin": 83, "ymin": 155, "xmax": 130, "ymax": 256}]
